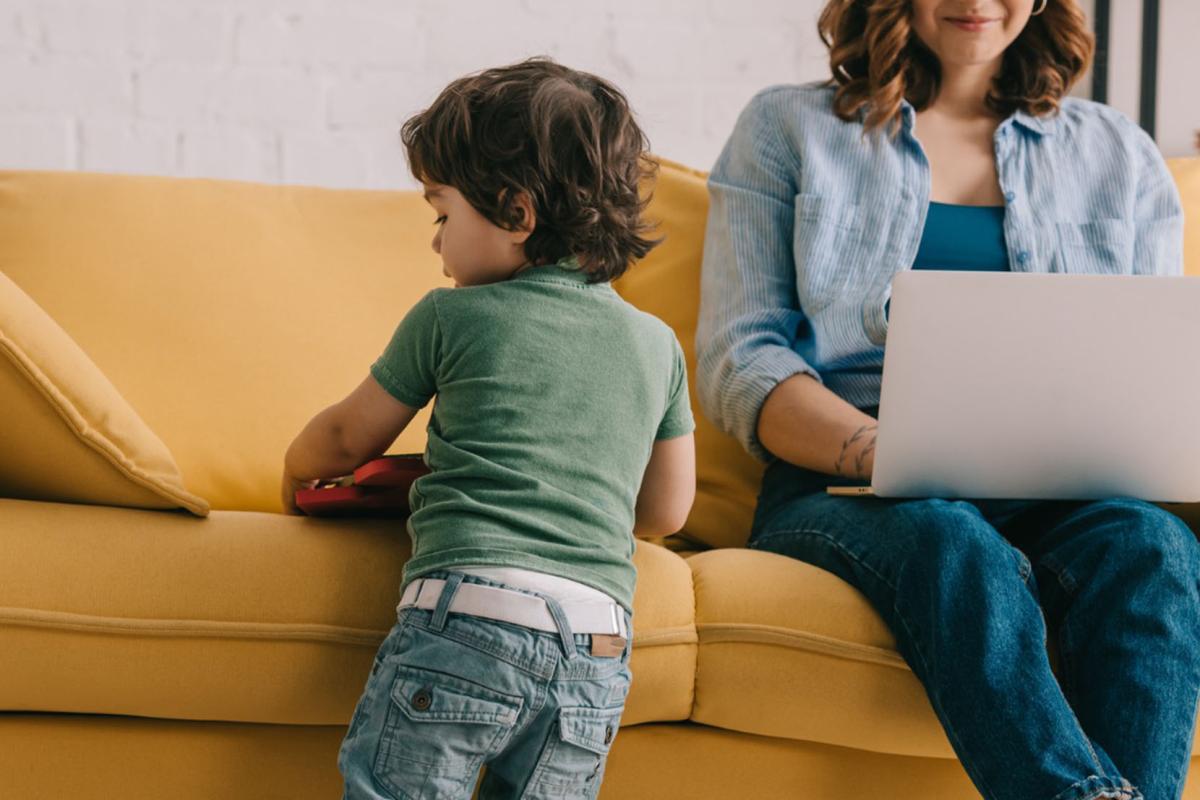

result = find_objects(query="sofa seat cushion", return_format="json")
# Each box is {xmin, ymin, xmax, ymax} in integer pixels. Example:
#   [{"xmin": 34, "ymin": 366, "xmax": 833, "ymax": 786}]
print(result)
[
  {"xmin": 688, "ymin": 548, "xmax": 952, "ymax": 759},
  {"xmin": 688, "ymin": 547, "xmax": 1200, "ymax": 759},
  {"xmin": 0, "ymin": 498, "xmax": 695, "ymax": 726}
]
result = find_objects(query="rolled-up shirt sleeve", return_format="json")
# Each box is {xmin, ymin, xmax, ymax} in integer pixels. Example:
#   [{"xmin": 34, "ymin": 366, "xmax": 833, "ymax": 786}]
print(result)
[
  {"xmin": 696, "ymin": 89, "xmax": 821, "ymax": 462},
  {"xmin": 1126, "ymin": 119, "xmax": 1184, "ymax": 277}
]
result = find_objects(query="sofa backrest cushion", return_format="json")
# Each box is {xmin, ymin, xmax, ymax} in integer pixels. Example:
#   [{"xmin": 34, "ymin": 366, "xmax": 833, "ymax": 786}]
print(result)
[
  {"xmin": 3, "ymin": 156, "xmax": 1195, "ymax": 540},
  {"xmin": 1168, "ymin": 158, "xmax": 1199, "ymax": 276},
  {"xmin": 614, "ymin": 160, "xmax": 763, "ymax": 549},
  {"xmin": 0, "ymin": 170, "xmax": 440, "ymax": 513}
]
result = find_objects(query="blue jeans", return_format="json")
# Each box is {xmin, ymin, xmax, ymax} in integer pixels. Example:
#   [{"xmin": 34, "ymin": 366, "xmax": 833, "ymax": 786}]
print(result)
[
  {"xmin": 338, "ymin": 571, "xmax": 633, "ymax": 799},
  {"xmin": 749, "ymin": 458, "xmax": 1200, "ymax": 800}
]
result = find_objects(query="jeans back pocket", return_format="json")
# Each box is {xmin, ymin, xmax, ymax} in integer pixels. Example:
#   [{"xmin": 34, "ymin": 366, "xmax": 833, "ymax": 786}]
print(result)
[
  {"xmin": 373, "ymin": 664, "xmax": 522, "ymax": 800},
  {"xmin": 528, "ymin": 705, "xmax": 626, "ymax": 799}
]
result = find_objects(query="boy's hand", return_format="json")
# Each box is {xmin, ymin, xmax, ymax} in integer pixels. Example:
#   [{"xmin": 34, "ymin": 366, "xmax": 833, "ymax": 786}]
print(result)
[
  {"xmin": 281, "ymin": 472, "xmax": 317, "ymax": 515},
  {"xmin": 282, "ymin": 374, "xmax": 421, "ymax": 515}
]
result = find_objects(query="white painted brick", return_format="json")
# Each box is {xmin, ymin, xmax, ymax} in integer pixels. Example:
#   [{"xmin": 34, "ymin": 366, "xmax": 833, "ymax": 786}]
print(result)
[
  {"xmin": 0, "ymin": 53, "xmax": 133, "ymax": 115},
  {"xmin": 0, "ymin": 114, "xmax": 75, "ymax": 169},
  {"xmin": 281, "ymin": 129, "xmax": 369, "ymax": 188},
  {"xmin": 606, "ymin": 18, "xmax": 704, "ymax": 82},
  {"xmin": 520, "ymin": 0, "xmax": 693, "ymax": 21},
  {"xmin": 38, "ymin": 0, "xmax": 131, "ymax": 58},
  {"xmin": 139, "ymin": 63, "xmax": 323, "ymax": 127},
  {"xmin": 235, "ymin": 8, "xmax": 422, "ymax": 69},
  {"xmin": 0, "ymin": 3, "xmax": 36, "ymax": 53},
  {"xmin": 696, "ymin": 24, "xmax": 803, "ymax": 81},
  {"xmin": 704, "ymin": 0, "xmax": 823, "ymax": 25},
  {"xmin": 355, "ymin": 125, "xmax": 415, "ymax": 190},
  {"xmin": 136, "ymin": 62, "xmax": 215, "ymax": 119},
  {"xmin": 3, "ymin": 0, "xmax": 840, "ymax": 187},
  {"xmin": 211, "ymin": 69, "xmax": 324, "ymax": 126},
  {"xmin": 131, "ymin": 3, "xmax": 231, "ymax": 64},
  {"xmin": 420, "ymin": 5, "xmax": 607, "ymax": 78},
  {"xmin": 326, "ymin": 70, "xmax": 445, "ymax": 129},
  {"xmin": 79, "ymin": 117, "xmax": 177, "ymax": 175},
  {"xmin": 180, "ymin": 126, "xmax": 278, "ymax": 182},
  {"xmin": 799, "ymin": 41, "xmax": 832, "ymax": 84},
  {"xmin": 700, "ymin": 84, "xmax": 763, "ymax": 148},
  {"xmin": 622, "ymin": 81, "xmax": 705, "ymax": 168}
]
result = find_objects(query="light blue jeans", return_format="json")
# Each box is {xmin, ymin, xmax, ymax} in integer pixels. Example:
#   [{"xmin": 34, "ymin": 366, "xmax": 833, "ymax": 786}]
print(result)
[
  {"xmin": 750, "ymin": 457, "xmax": 1200, "ymax": 800},
  {"xmin": 338, "ymin": 570, "xmax": 634, "ymax": 799}
]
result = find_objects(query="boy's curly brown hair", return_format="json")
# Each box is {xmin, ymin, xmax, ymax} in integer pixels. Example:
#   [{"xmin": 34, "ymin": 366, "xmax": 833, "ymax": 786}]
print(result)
[
  {"xmin": 819, "ymin": 0, "xmax": 1094, "ymax": 135},
  {"xmin": 400, "ymin": 57, "xmax": 660, "ymax": 283}
]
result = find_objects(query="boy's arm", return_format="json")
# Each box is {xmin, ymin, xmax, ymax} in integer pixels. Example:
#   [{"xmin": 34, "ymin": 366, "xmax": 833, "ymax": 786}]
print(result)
[
  {"xmin": 281, "ymin": 374, "xmax": 420, "ymax": 514},
  {"xmin": 632, "ymin": 433, "xmax": 696, "ymax": 539}
]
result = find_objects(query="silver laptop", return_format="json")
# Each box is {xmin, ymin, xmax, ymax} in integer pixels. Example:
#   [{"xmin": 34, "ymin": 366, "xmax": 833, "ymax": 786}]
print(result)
[{"xmin": 832, "ymin": 270, "xmax": 1200, "ymax": 502}]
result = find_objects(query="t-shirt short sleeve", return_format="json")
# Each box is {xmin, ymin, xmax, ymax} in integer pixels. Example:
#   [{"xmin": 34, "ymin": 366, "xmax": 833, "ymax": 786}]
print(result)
[
  {"xmin": 656, "ymin": 337, "xmax": 695, "ymax": 440},
  {"xmin": 370, "ymin": 290, "xmax": 443, "ymax": 409}
]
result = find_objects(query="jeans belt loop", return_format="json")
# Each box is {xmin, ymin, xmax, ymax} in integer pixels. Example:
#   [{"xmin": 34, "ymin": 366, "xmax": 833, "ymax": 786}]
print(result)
[
  {"xmin": 540, "ymin": 593, "xmax": 578, "ymax": 660},
  {"xmin": 430, "ymin": 572, "xmax": 464, "ymax": 632}
]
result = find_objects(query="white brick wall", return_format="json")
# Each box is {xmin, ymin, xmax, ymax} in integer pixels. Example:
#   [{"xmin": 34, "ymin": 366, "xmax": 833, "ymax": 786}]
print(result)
[
  {"xmin": 0, "ymin": 0, "xmax": 832, "ymax": 189},
  {"xmin": 6, "ymin": 2, "xmax": 1178, "ymax": 188}
]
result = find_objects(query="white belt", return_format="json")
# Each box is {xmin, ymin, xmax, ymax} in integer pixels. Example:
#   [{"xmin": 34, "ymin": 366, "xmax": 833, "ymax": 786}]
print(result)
[{"xmin": 398, "ymin": 577, "xmax": 628, "ymax": 638}]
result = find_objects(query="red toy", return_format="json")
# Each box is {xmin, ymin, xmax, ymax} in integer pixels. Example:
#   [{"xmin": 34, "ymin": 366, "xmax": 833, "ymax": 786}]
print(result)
[{"xmin": 295, "ymin": 454, "xmax": 429, "ymax": 517}]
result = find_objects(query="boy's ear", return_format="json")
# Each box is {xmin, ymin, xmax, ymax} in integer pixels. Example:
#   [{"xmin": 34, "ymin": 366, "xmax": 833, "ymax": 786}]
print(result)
[{"xmin": 509, "ymin": 192, "xmax": 536, "ymax": 244}]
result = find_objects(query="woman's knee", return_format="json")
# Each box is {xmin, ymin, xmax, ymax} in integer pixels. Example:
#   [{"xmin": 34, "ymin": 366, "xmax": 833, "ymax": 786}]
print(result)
[
  {"xmin": 895, "ymin": 498, "xmax": 1028, "ymax": 581},
  {"xmin": 1076, "ymin": 499, "xmax": 1200, "ymax": 577},
  {"xmin": 897, "ymin": 498, "xmax": 999, "ymax": 551}
]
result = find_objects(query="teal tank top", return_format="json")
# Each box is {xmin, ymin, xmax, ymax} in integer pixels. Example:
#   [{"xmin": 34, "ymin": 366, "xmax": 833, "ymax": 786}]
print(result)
[{"xmin": 913, "ymin": 201, "xmax": 1009, "ymax": 270}]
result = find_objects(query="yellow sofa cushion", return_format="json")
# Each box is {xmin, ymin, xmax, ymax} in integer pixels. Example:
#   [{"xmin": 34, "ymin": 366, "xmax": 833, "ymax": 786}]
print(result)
[
  {"xmin": 3, "ymin": 158, "xmax": 1192, "ymax": 527},
  {"xmin": 1168, "ymin": 157, "xmax": 1199, "ymax": 276},
  {"xmin": 0, "ymin": 497, "xmax": 695, "ymax": 727},
  {"xmin": 685, "ymin": 548, "xmax": 1200, "ymax": 759},
  {"xmin": 0, "ymin": 171, "xmax": 442, "ymax": 513},
  {"xmin": 615, "ymin": 160, "xmax": 762, "ymax": 550},
  {"xmin": 688, "ymin": 548, "xmax": 953, "ymax": 758},
  {"xmin": 0, "ymin": 270, "xmax": 207, "ymax": 516}
]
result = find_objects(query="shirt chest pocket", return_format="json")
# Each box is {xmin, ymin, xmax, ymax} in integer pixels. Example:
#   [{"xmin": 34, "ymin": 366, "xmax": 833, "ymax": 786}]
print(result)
[
  {"xmin": 1052, "ymin": 219, "xmax": 1135, "ymax": 274},
  {"xmin": 793, "ymin": 193, "xmax": 866, "ymax": 312}
]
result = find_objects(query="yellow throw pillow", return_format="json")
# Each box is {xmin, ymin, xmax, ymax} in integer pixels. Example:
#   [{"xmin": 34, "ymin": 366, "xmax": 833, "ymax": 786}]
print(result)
[{"xmin": 0, "ymin": 270, "xmax": 209, "ymax": 516}]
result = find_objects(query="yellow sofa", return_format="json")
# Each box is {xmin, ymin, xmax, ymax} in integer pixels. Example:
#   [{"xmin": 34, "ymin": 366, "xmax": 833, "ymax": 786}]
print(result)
[{"xmin": 0, "ymin": 158, "xmax": 1197, "ymax": 799}]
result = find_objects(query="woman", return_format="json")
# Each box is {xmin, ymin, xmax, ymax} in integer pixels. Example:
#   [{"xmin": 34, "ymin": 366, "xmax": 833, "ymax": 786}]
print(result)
[{"xmin": 696, "ymin": 1, "xmax": 1199, "ymax": 798}]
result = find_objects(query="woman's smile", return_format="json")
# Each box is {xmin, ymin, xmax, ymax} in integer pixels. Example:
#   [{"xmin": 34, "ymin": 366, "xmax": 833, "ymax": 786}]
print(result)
[{"xmin": 945, "ymin": 15, "xmax": 1001, "ymax": 32}]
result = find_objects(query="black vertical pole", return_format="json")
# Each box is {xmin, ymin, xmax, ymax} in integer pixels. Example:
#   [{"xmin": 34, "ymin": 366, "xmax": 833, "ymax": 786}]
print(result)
[
  {"xmin": 1139, "ymin": 0, "xmax": 1159, "ymax": 137},
  {"xmin": 1092, "ymin": 0, "xmax": 1111, "ymax": 104}
]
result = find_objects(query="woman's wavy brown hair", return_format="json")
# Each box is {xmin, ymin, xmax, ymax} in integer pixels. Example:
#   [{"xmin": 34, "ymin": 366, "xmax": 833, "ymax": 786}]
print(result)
[
  {"xmin": 819, "ymin": 0, "xmax": 1094, "ymax": 135},
  {"xmin": 401, "ymin": 57, "xmax": 659, "ymax": 283}
]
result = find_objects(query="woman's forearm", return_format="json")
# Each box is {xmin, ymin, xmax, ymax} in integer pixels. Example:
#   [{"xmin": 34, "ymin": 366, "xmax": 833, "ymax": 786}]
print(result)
[{"xmin": 756, "ymin": 374, "xmax": 878, "ymax": 479}]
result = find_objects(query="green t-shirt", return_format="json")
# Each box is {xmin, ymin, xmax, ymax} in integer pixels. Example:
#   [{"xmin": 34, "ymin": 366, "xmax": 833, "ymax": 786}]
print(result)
[{"xmin": 370, "ymin": 260, "xmax": 694, "ymax": 611}]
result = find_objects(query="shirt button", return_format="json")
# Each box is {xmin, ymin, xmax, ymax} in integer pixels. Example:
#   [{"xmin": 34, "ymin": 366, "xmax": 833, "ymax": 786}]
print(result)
[
  {"xmin": 1004, "ymin": 191, "xmax": 1016, "ymax": 203},
  {"xmin": 412, "ymin": 688, "xmax": 432, "ymax": 711},
  {"xmin": 1016, "ymin": 250, "xmax": 1030, "ymax": 265},
  {"xmin": 604, "ymin": 725, "xmax": 614, "ymax": 744}
]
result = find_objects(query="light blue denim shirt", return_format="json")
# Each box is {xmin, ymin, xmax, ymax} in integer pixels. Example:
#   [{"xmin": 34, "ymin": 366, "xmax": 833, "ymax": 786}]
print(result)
[{"xmin": 696, "ymin": 81, "xmax": 1185, "ymax": 461}]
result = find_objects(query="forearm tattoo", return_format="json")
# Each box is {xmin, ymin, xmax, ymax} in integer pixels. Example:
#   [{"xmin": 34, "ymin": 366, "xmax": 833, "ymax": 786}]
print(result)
[{"xmin": 834, "ymin": 424, "xmax": 878, "ymax": 480}]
